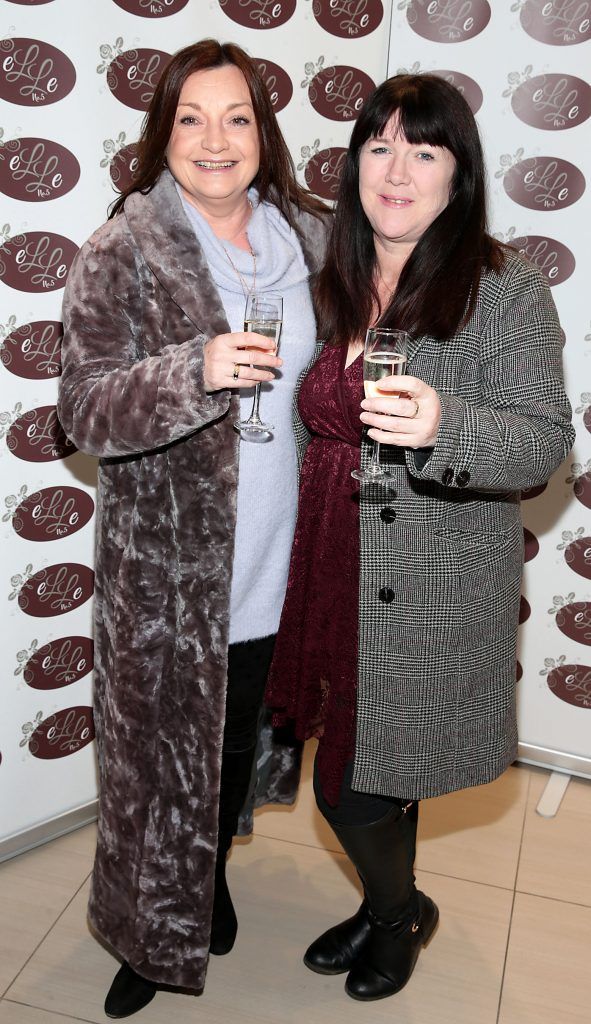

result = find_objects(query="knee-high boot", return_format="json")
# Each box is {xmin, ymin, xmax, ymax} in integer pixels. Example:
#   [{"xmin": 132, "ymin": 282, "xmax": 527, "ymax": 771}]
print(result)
[
  {"xmin": 209, "ymin": 744, "xmax": 257, "ymax": 956},
  {"xmin": 304, "ymin": 799, "xmax": 418, "ymax": 975},
  {"xmin": 335, "ymin": 803, "xmax": 438, "ymax": 1000},
  {"xmin": 305, "ymin": 801, "xmax": 438, "ymax": 999}
]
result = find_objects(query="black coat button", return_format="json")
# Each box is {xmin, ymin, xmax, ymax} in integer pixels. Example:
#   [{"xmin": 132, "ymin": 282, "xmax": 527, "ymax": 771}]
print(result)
[
  {"xmin": 379, "ymin": 587, "xmax": 395, "ymax": 604},
  {"xmin": 442, "ymin": 467, "xmax": 455, "ymax": 486},
  {"xmin": 380, "ymin": 507, "xmax": 397, "ymax": 523},
  {"xmin": 456, "ymin": 470, "xmax": 471, "ymax": 488}
]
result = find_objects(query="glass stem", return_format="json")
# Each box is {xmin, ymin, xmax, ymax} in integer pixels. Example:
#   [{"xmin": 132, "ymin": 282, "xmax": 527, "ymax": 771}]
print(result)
[
  {"xmin": 369, "ymin": 438, "xmax": 382, "ymax": 471},
  {"xmin": 248, "ymin": 383, "xmax": 263, "ymax": 425}
]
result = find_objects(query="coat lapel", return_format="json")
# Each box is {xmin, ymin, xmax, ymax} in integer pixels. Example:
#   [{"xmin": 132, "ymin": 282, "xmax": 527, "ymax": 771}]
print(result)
[
  {"xmin": 123, "ymin": 170, "xmax": 231, "ymax": 338},
  {"xmin": 407, "ymin": 332, "xmax": 430, "ymax": 368}
]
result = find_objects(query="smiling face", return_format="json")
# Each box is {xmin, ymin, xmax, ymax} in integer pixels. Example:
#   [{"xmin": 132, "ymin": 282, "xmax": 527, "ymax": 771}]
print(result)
[
  {"xmin": 358, "ymin": 116, "xmax": 456, "ymax": 259},
  {"xmin": 166, "ymin": 64, "xmax": 260, "ymax": 216}
]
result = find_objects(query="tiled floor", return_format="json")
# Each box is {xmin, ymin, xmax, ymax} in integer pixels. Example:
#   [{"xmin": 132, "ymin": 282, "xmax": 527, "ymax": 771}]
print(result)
[{"xmin": 2, "ymin": 743, "xmax": 590, "ymax": 1024}]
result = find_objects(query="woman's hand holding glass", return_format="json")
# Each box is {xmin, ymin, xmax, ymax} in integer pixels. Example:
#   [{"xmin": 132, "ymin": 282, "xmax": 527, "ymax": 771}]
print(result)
[
  {"xmin": 203, "ymin": 330, "xmax": 282, "ymax": 393},
  {"xmin": 360, "ymin": 375, "xmax": 442, "ymax": 449}
]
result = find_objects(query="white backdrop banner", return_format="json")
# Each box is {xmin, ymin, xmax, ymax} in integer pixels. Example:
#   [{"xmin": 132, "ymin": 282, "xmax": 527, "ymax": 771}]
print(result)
[{"xmin": 1, "ymin": 0, "xmax": 588, "ymax": 857}]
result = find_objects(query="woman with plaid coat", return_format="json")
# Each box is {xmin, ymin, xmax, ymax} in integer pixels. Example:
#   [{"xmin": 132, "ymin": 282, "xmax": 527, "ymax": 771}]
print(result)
[{"xmin": 266, "ymin": 75, "xmax": 574, "ymax": 1004}]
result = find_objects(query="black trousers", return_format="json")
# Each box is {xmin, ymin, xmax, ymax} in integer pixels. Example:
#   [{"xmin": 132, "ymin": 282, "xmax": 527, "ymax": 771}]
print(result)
[
  {"xmin": 314, "ymin": 752, "xmax": 417, "ymax": 827},
  {"xmin": 222, "ymin": 634, "xmax": 276, "ymax": 754}
]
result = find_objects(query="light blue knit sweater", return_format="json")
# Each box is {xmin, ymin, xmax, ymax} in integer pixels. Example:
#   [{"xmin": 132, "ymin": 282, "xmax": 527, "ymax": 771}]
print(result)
[{"xmin": 181, "ymin": 191, "xmax": 317, "ymax": 643}]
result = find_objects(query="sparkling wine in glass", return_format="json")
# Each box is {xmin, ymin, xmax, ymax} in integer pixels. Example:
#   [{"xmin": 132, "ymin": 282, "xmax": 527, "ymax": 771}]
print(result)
[
  {"xmin": 351, "ymin": 327, "xmax": 409, "ymax": 484},
  {"xmin": 235, "ymin": 291, "xmax": 283, "ymax": 443}
]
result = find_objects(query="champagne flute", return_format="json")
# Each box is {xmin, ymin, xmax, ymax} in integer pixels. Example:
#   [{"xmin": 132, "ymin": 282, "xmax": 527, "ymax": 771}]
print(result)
[
  {"xmin": 235, "ymin": 291, "xmax": 283, "ymax": 443},
  {"xmin": 352, "ymin": 327, "xmax": 409, "ymax": 484}
]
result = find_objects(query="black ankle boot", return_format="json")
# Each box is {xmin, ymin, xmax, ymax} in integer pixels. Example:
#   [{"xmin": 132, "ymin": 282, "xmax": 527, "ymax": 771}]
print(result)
[
  {"xmin": 303, "ymin": 900, "xmax": 371, "ymax": 974},
  {"xmin": 345, "ymin": 891, "xmax": 439, "ymax": 1000},
  {"xmin": 104, "ymin": 962, "xmax": 157, "ymax": 1018},
  {"xmin": 209, "ymin": 744, "xmax": 257, "ymax": 956}
]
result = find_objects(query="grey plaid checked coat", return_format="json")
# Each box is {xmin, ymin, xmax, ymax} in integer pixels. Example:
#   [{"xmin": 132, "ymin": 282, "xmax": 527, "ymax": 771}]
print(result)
[{"xmin": 294, "ymin": 249, "xmax": 574, "ymax": 801}]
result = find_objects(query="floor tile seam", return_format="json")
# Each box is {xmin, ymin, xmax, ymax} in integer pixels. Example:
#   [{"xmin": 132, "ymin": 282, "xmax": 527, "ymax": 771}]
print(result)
[
  {"xmin": 1, "ymin": 998, "xmax": 96, "ymax": 1024},
  {"xmin": 415, "ymin": 867, "xmax": 515, "ymax": 893},
  {"xmin": 495, "ymin": 766, "xmax": 532, "ymax": 1024},
  {"xmin": 513, "ymin": 888, "xmax": 591, "ymax": 911},
  {"xmin": 249, "ymin": 833, "xmax": 344, "ymax": 855},
  {"xmin": 0, "ymin": 869, "xmax": 93, "ymax": 1002},
  {"xmin": 248, "ymin": 835, "xmax": 517, "ymax": 892}
]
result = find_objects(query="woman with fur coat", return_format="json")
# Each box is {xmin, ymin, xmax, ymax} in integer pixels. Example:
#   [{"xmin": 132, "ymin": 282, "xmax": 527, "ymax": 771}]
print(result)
[{"xmin": 58, "ymin": 39, "xmax": 328, "ymax": 1018}]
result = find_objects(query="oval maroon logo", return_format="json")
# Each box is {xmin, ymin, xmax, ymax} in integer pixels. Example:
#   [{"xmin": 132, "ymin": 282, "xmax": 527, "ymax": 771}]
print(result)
[
  {"xmin": 516, "ymin": 660, "xmax": 523, "ymax": 682},
  {"xmin": 13, "ymin": 486, "xmax": 94, "ymax": 542},
  {"xmin": 313, "ymin": 0, "xmax": 384, "ymax": 38},
  {"xmin": 519, "ymin": 595, "xmax": 531, "ymax": 624},
  {"xmin": 546, "ymin": 663, "xmax": 591, "ymax": 708},
  {"xmin": 254, "ymin": 58, "xmax": 292, "ymax": 113},
  {"xmin": 23, "ymin": 636, "xmax": 94, "ymax": 690},
  {"xmin": 6, "ymin": 1, "xmax": 57, "ymax": 6},
  {"xmin": 1, "ymin": 320, "xmax": 62, "ymax": 379},
  {"xmin": 521, "ymin": 482, "xmax": 548, "ymax": 500},
  {"xmin": 509, "ymin": 235, "xmax": 575, "ymax": 287},
  {"xmin": 109, "ymin": 143, "xmax": 140, "ymax": 192},
  {"xmin": 564, "ymin": 537, "xmax": 591, "ymax": 580},
  {"xmin": 18, "ymin": 563, "xmax": 94, "ymax": 617},
  {"xmin": 555, "ymin": 601, "xmax": 591, "ymax": 645},
  {"xmin": 524, "ymin": 527, "xmax": 539, "ymax": 562},
  {"xmin": 512, "ymin": 75, "xmax": 591, "ymax": 130},
  {"xmin": 219, "ymin": 0, "xmax": 296, "ymax": 28},
  {"xmin": 6, "ymin": 405, "xmax": 76, "ymax": 462},
  {"xmin": 407, "ymin": 0, "xmax": 491, "ymax": 41},
  {"xmin": 0, "ymin": 137, "xmax": 79, "ymax": 202},
  {"xmin": 112, "ymin": 0, "xmax": 189, "ymax": 15},
  {"xmin": 432, "ymin": 70, "xmax": 483, "ymax": 113},
  {"xmin": 0, "ymin": 38, "xmax": 75, "ymax": 106},
  {"xmin": 572, "ymin": 470, "xmax": 591, "ymax": 510},
  {"xmin": 503, "ymin": 157, "xmax": 585, "ymax": 211},
  {"xmin": 304, "ymin": 147, "xmax": 347, "ymax": 200},
  {"xmin": 29, "ymin": 706, "xmax": 95, "ymax": 759},
  {"xmin": 309, "ymin": 65, "xmax": 375, "ymax": 121},
  {"xmin": 0, "ymin": 231, "xmax": 78, "ymax": 292},
  {"xmin": 107, "ymin": 49, "xmax": 171, "ymax": 111},
  {"xmin": 520, "ymin": 1, "xmax": 591, "ymax": 45}
]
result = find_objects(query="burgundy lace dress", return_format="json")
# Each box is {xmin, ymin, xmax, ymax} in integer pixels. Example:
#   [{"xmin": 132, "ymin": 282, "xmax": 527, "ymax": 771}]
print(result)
[{"xmin": 265, "ymin": 342, "xmax": 362, "ymax": 805}]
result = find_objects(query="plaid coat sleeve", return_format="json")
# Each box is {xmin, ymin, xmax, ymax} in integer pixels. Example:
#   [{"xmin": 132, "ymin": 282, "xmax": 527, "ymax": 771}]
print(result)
[{"xmin": 405, "ymin": 251, "xmax": 574, "ymax": 492}]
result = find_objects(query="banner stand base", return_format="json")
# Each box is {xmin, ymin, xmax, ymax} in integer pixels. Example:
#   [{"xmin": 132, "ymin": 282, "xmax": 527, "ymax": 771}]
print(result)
[
  {"xmin": 536, "ymin": 770, "xmax": 571, "ymax": 819},
  {"xmin": 0, "ymin": 801, "xmax": 98, "ymax": 863}
]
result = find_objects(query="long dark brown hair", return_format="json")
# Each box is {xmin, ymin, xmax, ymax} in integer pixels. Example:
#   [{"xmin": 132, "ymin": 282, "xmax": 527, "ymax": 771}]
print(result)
[
  {"xmin": 315, "ymin": 74, "xmax": 504, "ymax": 345},
  {"xmin": 109, "ymin": 39, "xmax": 326, "ymax": 227}
]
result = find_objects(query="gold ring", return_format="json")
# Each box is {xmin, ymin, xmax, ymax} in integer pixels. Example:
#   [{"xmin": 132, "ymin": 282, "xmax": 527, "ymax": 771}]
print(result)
[
  {"xmin": 232, "ymin": 364, "xmax": 240, "ymax": 380},
  {"xmin": 410, "ymin": 399, "xmax": 419, "ymax": 419}
]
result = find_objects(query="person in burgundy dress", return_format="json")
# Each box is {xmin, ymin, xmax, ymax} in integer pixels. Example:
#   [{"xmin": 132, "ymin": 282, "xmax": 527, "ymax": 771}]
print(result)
[{"xmin": 266, "ymin": 74, "xmax": 574, "ymax": 1002}]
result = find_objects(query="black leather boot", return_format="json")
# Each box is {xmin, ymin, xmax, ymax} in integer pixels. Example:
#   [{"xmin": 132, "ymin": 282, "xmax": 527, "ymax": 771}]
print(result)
[
  {"xmin": 209, "ymin": 744, "xmax": 257, "ymax": 956},
  {"xmin": 304, "ymin": 798, "xmax": 421, "ymax": 976},
  {"xmin": 324, "ymin": 801, "xmax": 438, "ymax": 1001},
  {"xmin": 104, "ymin": 962, "xmax": 157, "ymax": 1018}
]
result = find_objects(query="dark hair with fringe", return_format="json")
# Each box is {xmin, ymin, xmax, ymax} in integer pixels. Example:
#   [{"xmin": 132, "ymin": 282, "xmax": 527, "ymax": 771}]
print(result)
[
  {"xmin": 315, "ymin": 74, "xmax": 504, "ymax": 345},
  {"xmin": 109, "ymin": 38, "xmax": 326, "ymax": 228}
]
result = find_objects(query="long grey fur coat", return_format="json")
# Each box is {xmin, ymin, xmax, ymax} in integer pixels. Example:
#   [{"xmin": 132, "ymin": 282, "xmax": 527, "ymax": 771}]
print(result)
[
  {"xmin": 58, "ymin": 170, "xmax": 328, "ymax": 991},
  {"xmin": 293, "ymin": 249, "xmax": 574, "ymax": 801}
]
